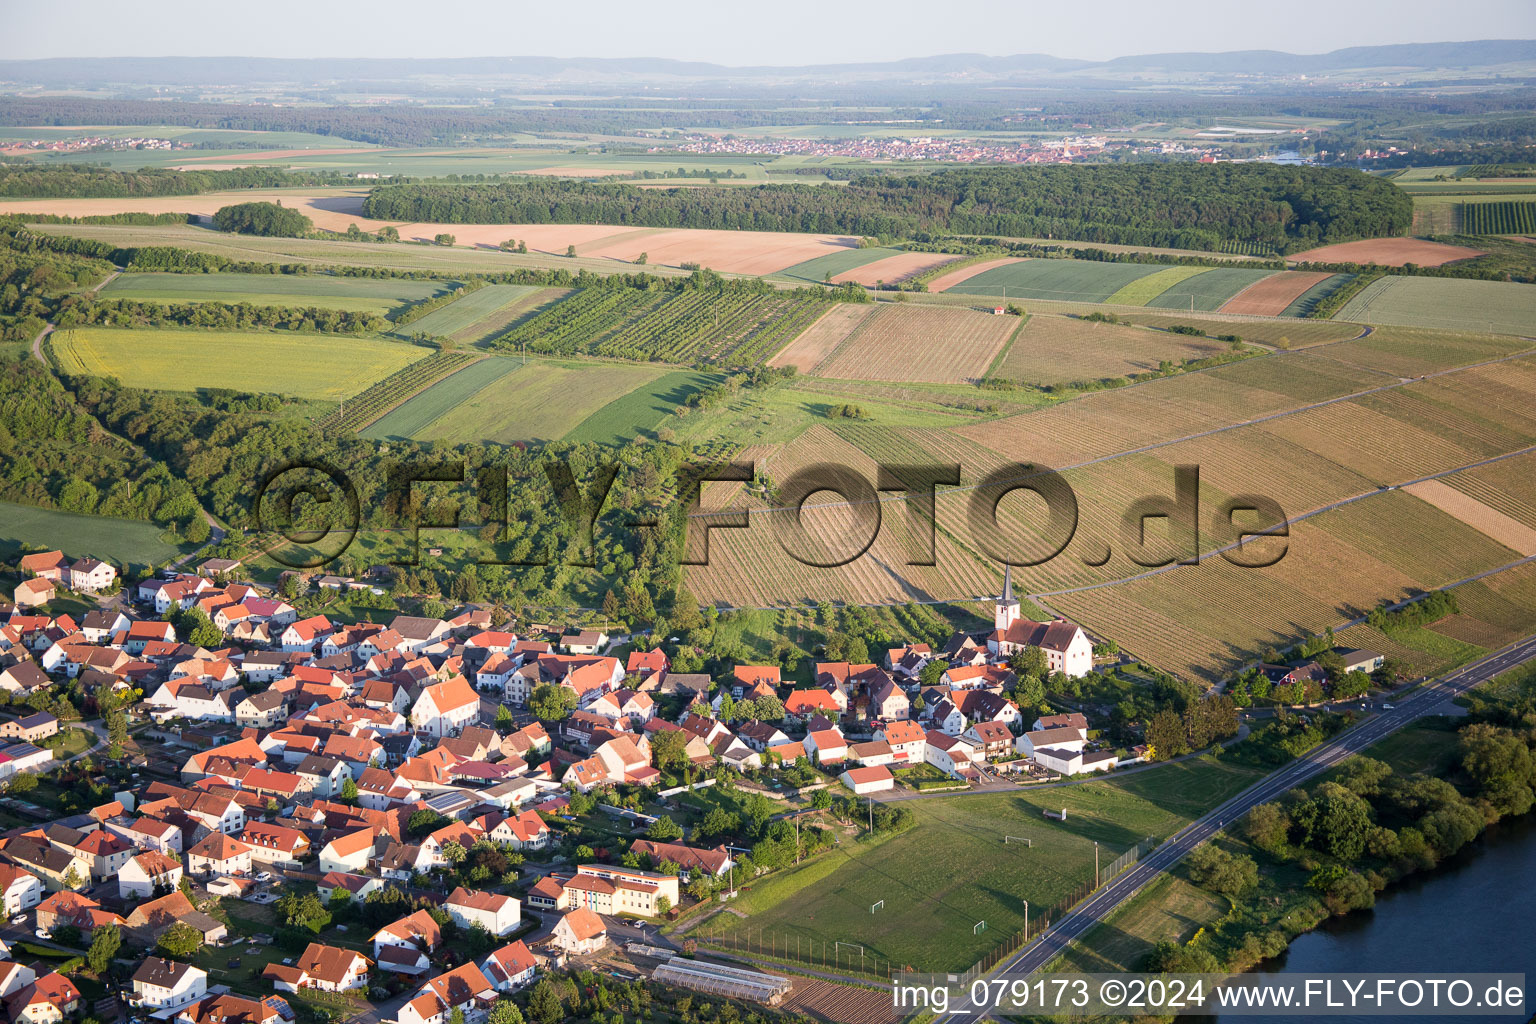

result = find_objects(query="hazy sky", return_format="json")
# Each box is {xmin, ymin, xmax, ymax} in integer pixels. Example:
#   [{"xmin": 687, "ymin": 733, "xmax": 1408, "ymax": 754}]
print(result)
[{"xmin": 3, "ymin": 0, "xmax": 1533, "ymax": 64}]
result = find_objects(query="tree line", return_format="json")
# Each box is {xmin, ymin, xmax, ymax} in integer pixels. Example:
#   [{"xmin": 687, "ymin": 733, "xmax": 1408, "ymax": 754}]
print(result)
[{"xmin": 361, "ymin": 164, "xmax": 1413, "ymax": 253}]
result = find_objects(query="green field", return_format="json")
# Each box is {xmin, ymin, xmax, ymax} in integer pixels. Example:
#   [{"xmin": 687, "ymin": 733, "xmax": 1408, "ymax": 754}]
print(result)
[
  {"xmin": 775, "ymin": 247, "xmax": 901, "ymax": 284},
  {"xmin": 1144, "ymin": 267, "xmax": 1279, "ymax": 311},
  {"xmin": 0, "ymin": 501, "xmax": 189, "ymax": 567},
  {"xmin": 360, "ymin": 357, "xmax": 523, "ymax": 439},
  {"xmin": 1281, "ymin": 273, "xmax": 1356, "ymax": 317},
  {"xmin": 411, "ymin": 359, "xmax": 669, "ymax": 444},
  {"xmin": 1102, "ymin": 266, "xmax": 1210, "ymax": 306},
  {"xmin": 393, "ymin": 284, "xmax": 542, "ymax": 340},
  {"xmin": 99, "ymin": 272, "xmax": 449, "ymax": 316},
  {"xmin": 695, "ymin": 758, "xmax": 1264, "ymax": 971},
  {"xmin": 51, "ymin": 327, "xmax": 424, "ymax": 400},
  {"xmin": 565, "ymin": 370, "xmax": 724, "ymax": 445},
  {"xmin": 1335, "ymin": 276, "xmax": 1536, "ymax": 335},
  {"xmin": 945, "ymin": 260, "xmax": 1169, "ymax": 303}
]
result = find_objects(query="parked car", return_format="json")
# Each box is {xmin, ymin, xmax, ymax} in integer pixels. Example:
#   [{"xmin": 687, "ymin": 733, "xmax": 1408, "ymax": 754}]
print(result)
[
  {"xmin": 255, "ymin": 871, "xmax": 273, "ymax": 883},
  {"xmin": 35, "ymin": 928, "xmax": 49, "ymax": 939}
]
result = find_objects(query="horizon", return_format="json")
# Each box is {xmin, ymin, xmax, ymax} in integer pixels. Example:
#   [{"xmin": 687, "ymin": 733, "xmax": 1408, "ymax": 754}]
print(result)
[{"xmin": 4, "ymin": 0, "xmax": 1535, "ymax": 65}]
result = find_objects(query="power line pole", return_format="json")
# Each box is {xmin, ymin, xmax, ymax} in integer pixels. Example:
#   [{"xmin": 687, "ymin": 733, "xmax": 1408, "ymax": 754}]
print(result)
[{"xmin": 1095, "ymin": 842, "xmax": 1100, "ymax": 887}]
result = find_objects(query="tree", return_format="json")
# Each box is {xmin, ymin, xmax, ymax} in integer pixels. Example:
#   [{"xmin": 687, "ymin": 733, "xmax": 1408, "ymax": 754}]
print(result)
[
  {"xmin": 1145, "ymin": 709, "xmax": 1188, "ymax": 760},
  {"xmin": 1311, "ymin": 781, "xmax": 1374, "ymax": 862},
  {"xmin": 488, "ymin": 1001, "xmax": 525, "ymax": 1024},
  {"xmin": 157, "ymin": 921, "xmax": 203, "ymax": 959},
  {"xmin": 495, "ymin": 704, "xmax": 515, "ymax": 734},
  {"xmin": 435, "ymin": 233, "xmax": 457, "ymax": 246},
  {"xmin": 1008, "ymin": 646, "xmax": 1049, "ymax": 680},
  {"xmin": 442, "ymin": 840, "xmax": 468, "ymax": 865},
  {"xmin": 1185, "ymin": 845, "xmax": 1257, "ymax": 897},
  {"xmin": 656, "ymin": 894, "xmax": 671, "ymax": 915},
  {"xmin": 646, "ymin": 815, "xmax": 684, "ymax": 841},
  {"xmin": 565, "ymin": 244, "xmax": 577, "ymax": 258},
  {"xmin": 1243, "ymin": 802, "xmax": 1291, "ymax": 855},
  {"xmin": 86, "ymin": 923, "xmax": 120, "ymax": 974},
  {"xmin": 1012, "ymin": 674, "xmax": 1045, "ymax": 713},
  {"xmin": 529, "ymin": 683, "xmax": 577, "ymax": 723},
  {"xmin": 339, "ymin": 775, "xmax": 359, "ymax": 804},
  {"xmin": 650, "ymin": 728, "xmax": 688, "ymax": 773},
  {"xmin": 63, "ymin": 864, "xmax": 84, "ymax": 890},
  {"xmin": 528, "ymin": 980, "xmax": 564, "ymax": 1024},
  {"xmin": 408, "ymin": 809, "xmax": 449, "ymax": 837},
  {"xmin": 1460, "ymin": 723, "xmax": 1536, "ymax": 817},
  {"xmin": 695, "ymin": 807, "xmax": 740, "ymax": 842}
]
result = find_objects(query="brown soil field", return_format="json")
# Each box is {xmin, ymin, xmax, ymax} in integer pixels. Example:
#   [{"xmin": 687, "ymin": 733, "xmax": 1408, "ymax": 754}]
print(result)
[
  {"xmin": 815, "ymin": 304, "xmax": 1020, "ymax": 383},
  {"xmin": 830, "ymin": 251, "xmax": 961, "ymax": 286},
  {"xmin": 779, "ymin": 977, "xmax": 900, "ymax": 1024},
  {"xmin": 1403, "ymin": 478, "xmax": 1536, "ymax": 555},
  {"xmin": 926, "ymin": 257, "xmax": 1027, "ymax": 293},
  {"xmin": 1, "ymin": 193, "xmax": 852, "ymax": 272},
  {"xmin": 1289, "ymin": 237, "xmax": 1487, "ymax": 267},
  {"xmin": 1218, "ymin": 270, "xmax": 1335, "ymax": 315},
  {"xmin": 768, "ymin": 305, "xmax": 874, "ymax": 372},
  {"xmin": 994, "ymin": 314, "xmax": 1230, "ymax": 384},
  {"xmin": 582, "ymin": 227, "xmax": 859, "ymax": 275}
]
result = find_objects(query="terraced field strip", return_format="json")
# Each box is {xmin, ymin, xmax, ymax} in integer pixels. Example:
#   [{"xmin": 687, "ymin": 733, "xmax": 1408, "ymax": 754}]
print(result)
[
  {"xmin": 993, "ymin": 314, "xmax": 1232, "ymax": 385},
  {"xmin": 944, "ymin": 259, "xmax": 1170, "ymax": 303},
  {"xmin": 395, "ymin": 284, "xmax": 543, "ymax": 340},
  {"xmin": 1218, "ymin": 270, "xmax": 1336, "ymax": 316},
  {"xmin": 323, "ymin": 349, "xmax": 480, "ymax": 432},
  {"xmin": 99, "ymin": 271, "xmax": 448, "ymax": 316},
  {"xmin": 1102, "ymin": 266, "xmax": 1210, "ymax": 306},
  {"xmin": 1335, "ymin": 277, "xmax": 1536, "ymax": 336},
  {"xmin": 776, "ymin": 246, "xmax": 904, "ymax": 284},
  {"xmin": 51, "ymin": 327, "xmax": 422, "ymax": 401},
  {"xmin": 829, "ymin": 250, "xmax": 963, "ymax": 286},
  {"xmin": 468, "ymin": 287, "xmax": 572, "ymax": 345},
  {"xmin": 359, "ymin": 356, "xmax": 523, "ymax": 439},
  {"xmin": 926, "ymin": 256, "xmax": 1027, "ymax": 293},
  {"xmin": 1143, "ymin": 267, "xmax": 1279, "ymax": 312},
  {"xmin": 1403, "ymin": 478, "xmax": 1536, "ymax": 555}
]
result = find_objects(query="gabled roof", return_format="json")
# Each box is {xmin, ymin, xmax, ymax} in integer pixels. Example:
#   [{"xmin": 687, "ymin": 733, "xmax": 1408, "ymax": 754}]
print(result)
[
  {"xmin": 557, "ymin": 906, "xmax": 606, "ymax": 941},
  {"xmin": 483, "ymin": 939, "xmax": 536, "ymax": 982}
]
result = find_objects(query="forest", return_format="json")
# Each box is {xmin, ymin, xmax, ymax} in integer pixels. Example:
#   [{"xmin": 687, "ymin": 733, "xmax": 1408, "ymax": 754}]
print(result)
[
  {"xmin": 0, "ymin": 163, "xmax": 353, "ymax": 199},
  {"xmin": 362, "ymin": 164, "xmax": 1413, "ymax": 252}
]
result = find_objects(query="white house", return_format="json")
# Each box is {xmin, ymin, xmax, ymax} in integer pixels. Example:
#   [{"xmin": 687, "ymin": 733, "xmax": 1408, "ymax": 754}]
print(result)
[
  {"xmin": 480, "ymin": 939, "xmax": 537, "ymax": 992},
  {"xmin": 130, "ymin": 958, "xmax": 206, "ymax": 1012},
  {"xmin": 318, "ymin": 827, "xmax": 374, "ymax": 874},
  {"xmin": 840, "ymin": 765, "xmax": 895, "ymax": 795},
  {"xmin": 0, "ymin": 864, "xmax": 43, "ymax": 916},
  {"xmin": 549, "ymin": 907, "xmax": 607, "ymax": 955},
  {"xmin": 410, "ymin": 676, "xmax": 480, "ymax": 738},
  {"xmin": 923, "ymin": 730, "xmax": 976, "ymax": 777},
  {"xmin": 445, "ymin": 887, "xmax": 521, "ymax": 937},
  {"xmin": 1033, "ymin": 747, "xmax": 1118, "ymax": 776},
  {"xmin": 118, "ymin": 852, "xmax": 183, "ymax": 900},
  {"xmin": 1016, "ymin": 725, "xmax": 1088, "ymax": 759}
]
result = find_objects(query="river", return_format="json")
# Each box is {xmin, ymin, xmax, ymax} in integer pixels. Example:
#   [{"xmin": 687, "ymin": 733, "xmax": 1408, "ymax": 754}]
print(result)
[{"xmin": 1208, "ymin": 813, "xmax": 1536, "ymax": 1022}]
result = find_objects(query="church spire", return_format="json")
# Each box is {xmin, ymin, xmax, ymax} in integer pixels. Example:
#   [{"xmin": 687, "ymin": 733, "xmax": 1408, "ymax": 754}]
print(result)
[{"xmin": 1000, "ymin": 563, "xmax": 1014, "ymax": 603}]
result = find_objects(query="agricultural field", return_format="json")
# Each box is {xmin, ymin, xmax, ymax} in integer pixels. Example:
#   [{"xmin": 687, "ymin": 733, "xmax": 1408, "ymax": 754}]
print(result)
[
  {"xmin": 1289, "ymin": 237, "xmax": 1486, "ymax": 267},
  {"xmin": 492, "ymin": 286, "xmax": 832, "ymax": 365},
  {"xmin": 50, "ymin": 327, "xmax": 423, "ymax": 400},
  {"xmin": 390, "ymin": 284, "xmax": 542, "ymax": 339},
  {"xmin": 399, "ymin": 360, "xmax": 672, "ymax": 444},
  {"xmin": 1113, "ymin": 312, "xmax": 1364, "ymax": 348},
  {"xmin": 694, "ymin": 759, "xmax": 1264, "ymax": 972},
  {"xmin": 1141, "ymin": 267, "xmax": 1278, "ymax": 311},
  {"xmin": 829, "ymin": 250, "xmax": 961, "ymax": 286},
  {"xmin": 944, "ymin": 259, "xmax": 1176, "ymax": 303},
  {"xmin": 0, "ymin": 501, "xmax": 189, "ymax": 568},
  {"xmin": 360, "ymin": 357, "xmax": 523, "ymax": 440},
  {"xmin": 1334, "ymin": 276, "xmax": 1536, "ymax": 335},
  {"xmin": 927, "ymin": 257, "xmax": 1027, "ymax": 293},
  {"xmin": 324, "ymin": 350, "xmax": 479, "ymax": 432},
  {"xmin": 1460, "ymin": 200, "xmax": 1536, "ymax": 235},
  {"xmin": 811, "ymin": 304, "xmax": 1021, "ymax": 383},
  {"xmin": 990, "ymin": 314, "xmax": 1234, "ymax": 385},
  {"xmin": 768, "ymin": 305, "xmax": 872, "ymax": 373},
  {"xmin": 565, "ymin": 370, "xmax": 723, "ymax": 445},
  {"xmin": 99, "ymin": 272, "xmax": 449, "ymax": 316},
  {"xmin": 775, "ymin": 247, "xmax": 904, "ymax": 284},
  {"xmin": 1217, "ymin": 270, "xmax": 1340, "ymax": 316},
  {"xmin": 1102, "ymin": 266, "xmax": 1209, "ymax": 306}
]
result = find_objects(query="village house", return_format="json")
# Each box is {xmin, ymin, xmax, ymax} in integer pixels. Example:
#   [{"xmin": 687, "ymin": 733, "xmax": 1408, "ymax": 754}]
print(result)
[
  {"xmin": 68, "ymin": 556, "xmax": 116, "ymax": 593},
  {"xmin": 185, "ymin": 832, "xmax": 253, "ymax": 878},
  {"xmin": 987, "ymin": 569, "xmax": 1093, "ymax": 676},
  {"xmin": 550, "ymin": 906, "xmax": 607, "ymax": 956},
  {"xmin": 0, "ymin": 863, "xmax": 43, "ymax": 915},
  {"xmin": 263, "ymin": 943, "xmax": 372, "ymax": 993},
  {"xmin": 118, "ymin": 850, "xmax": 183, "ymax": 899},
  {"xmin": 0, "ymin": 712, "xmax": 58, "ymax": 743},
  {"xmin": 411, "ymin": 675, "xmax": 480, "ymax": 737},
  {"xmin": 6, "ymin": 971, "xmax": 80, "ymax": 1024},
  {"xmin": 446, "ymin": 887, "xmax": 522, "ymax": 936},
  {"xmin": 841, "ymin": 764, "xmax": 895, "ymax": 795},
  {"xmin": 396, "ymin": 962, "xmax": 496, "ymax": 1024},
  {"xmin": 130, "ymin": 957, "xmax": 207, "ymax": 1012},
  {"xmin": 924, "ymin": 730, "xmax": 977, "ymax": 778},
  {"xmin": 480, "ymin": 939, "xmax": 538, "ymax": 992},
  {"xmin": 371, "ymin": 909, "xmax": 442, "ymax": 959}
]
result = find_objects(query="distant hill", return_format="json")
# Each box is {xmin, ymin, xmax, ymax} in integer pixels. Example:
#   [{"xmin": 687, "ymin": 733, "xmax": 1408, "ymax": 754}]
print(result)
[{"xmin": 0, "ymin": 40, "xmax": 1531, "ymax": 90}]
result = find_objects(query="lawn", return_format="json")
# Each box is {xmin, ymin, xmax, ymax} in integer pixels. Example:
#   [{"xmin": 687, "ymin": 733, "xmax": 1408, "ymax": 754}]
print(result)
[
  {"xmin": 360, "ymin": 357, "xmax": 523, "ymax": 440},
  {"xmin": 1143, "ymin": 267, "xmax": 1279, "ymax": 312},
  {"xmin": 1335, "ymin": 276, "xmax": 1536, "ymax": 336},
  {"xmin": 694, "ymin": 757, "xmax": 1264, "ymax": 972},
  {"xmin": 39, "ymin": 727, "xmax": 96, "ymax": 760},
  {"xmin": 943, "ymin": 260, "xmax": 1169, "ymax": 303},
  {"xmin": 408, "ymin": 359, "xmax": 669, "ymax": 444},
  {"xmin": 0, "ymin": 501, "xmax": 189, "ymax": 567},
  {"xmin": 564, "ymin": 370, "xmax": 724, "ymax": 445},
  {"xmin": 99, "ymin": 272, "xmax": 448, "ymax": 316},
  {"xmin": 51, "ymin": 328, "xmax": 425, "ymax": 401},
  {"xmin": 393, "ymin": 284, "xmax": 543, "ymax": 340}
]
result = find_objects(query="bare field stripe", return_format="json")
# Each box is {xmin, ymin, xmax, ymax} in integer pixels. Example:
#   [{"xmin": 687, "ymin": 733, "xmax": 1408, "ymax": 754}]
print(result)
[{"xmin": 1404, "ymin": 478, "xmax": 1536, "ymax": 556}]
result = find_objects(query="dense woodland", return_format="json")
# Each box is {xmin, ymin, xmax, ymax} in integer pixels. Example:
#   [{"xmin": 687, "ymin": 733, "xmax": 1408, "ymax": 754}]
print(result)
[
  {"xmin": 0, "ymin": 163, "xmax": 351, "ymax": 198},
  {"xmin": 363, "ymin": 165, "xmax": 1413, "ymax": 252}
]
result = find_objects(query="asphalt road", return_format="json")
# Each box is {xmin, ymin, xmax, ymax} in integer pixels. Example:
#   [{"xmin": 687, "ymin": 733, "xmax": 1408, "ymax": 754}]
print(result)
[{"xmin": 941, "ymin": 632, "xmax": 1536, "ymax": 1022}]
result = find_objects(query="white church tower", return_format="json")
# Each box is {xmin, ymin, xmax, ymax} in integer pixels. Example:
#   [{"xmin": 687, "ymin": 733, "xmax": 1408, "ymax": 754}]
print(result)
[{"xmin": 995, "ymin": 564, "xmax": 1021, "ymax": 632}]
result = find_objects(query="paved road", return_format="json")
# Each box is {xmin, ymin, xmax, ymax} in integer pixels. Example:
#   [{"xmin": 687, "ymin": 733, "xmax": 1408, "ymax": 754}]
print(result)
[{"xmin": 940, "ymin": 633, "xmax": 1536, "ymax": 1022}]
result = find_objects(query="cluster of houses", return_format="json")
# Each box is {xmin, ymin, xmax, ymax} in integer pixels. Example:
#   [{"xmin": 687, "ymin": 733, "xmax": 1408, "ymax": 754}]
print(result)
[
  {"xmin": 0, "ymin": 551, "xmax": 1135, "ymax": 1023},
  {"xmin": 12, "ymin": 549, "xmax": 117, "ymax": 609}
]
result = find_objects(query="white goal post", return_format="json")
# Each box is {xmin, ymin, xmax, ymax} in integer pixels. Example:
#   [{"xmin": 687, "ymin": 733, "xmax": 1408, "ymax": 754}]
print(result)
[
  {"xmin": 1004, "ymin": 835, "xmax": 1033, "ymax": 847},
  {"xmin": 870, "ymin": 900, "xmax": 884, "ymax": 913},
  {"xmin": 974, "ymin": 920, "xmax": 987, "ymax": 935}
]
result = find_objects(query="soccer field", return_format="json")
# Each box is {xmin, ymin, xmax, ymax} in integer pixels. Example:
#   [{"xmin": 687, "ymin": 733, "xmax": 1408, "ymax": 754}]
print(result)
[{"xmin": 695, "ymin": 758, "xmax": 1263, "ymax": 971}]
